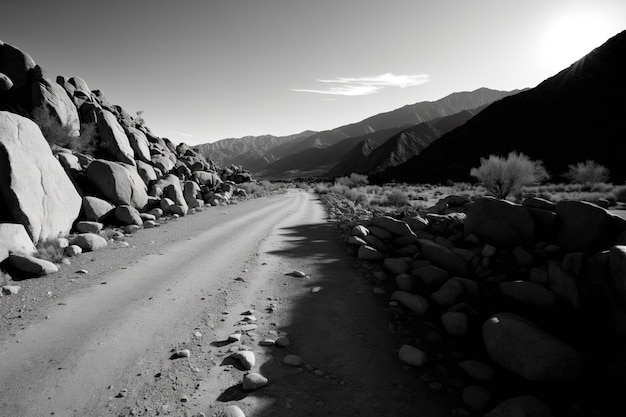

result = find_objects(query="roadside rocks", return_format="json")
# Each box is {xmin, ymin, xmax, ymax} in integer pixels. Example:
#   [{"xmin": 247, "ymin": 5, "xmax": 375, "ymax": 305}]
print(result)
[
  {"xmin": 8, "ymin": 254, "xmax": 58, "ymax": 275},
  {"xmin": 342, "ymin": 194, "xmax": 626, "ymax": 416}
]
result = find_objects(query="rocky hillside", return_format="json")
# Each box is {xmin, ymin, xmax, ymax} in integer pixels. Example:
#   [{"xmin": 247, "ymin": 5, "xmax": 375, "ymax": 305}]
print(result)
[
  {"xmin": 0, "ymin": 41, "xmax": 252, "ymax": 275},
  {"xmin": 373, "ymin": 30, "xmax": 626, "ymax": 184},
  {"xmin": 198, "ymin": 88, "xmax": 520, "ymax": 177}
]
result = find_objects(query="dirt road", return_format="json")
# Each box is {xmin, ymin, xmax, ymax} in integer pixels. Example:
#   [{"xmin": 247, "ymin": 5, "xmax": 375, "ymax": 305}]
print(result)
[{"xmin": 0, "ymin": 190, "xmax": 451, "ymax": 417}]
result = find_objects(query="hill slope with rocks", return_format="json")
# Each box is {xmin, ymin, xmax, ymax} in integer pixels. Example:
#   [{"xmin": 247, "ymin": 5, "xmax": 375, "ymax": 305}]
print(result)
[
  {"xmin": 373, "ymin": 30, "xmax": 626, "ymax": 184},
  {"xmin": 0, "ymin": 40, "xmax": 253, "ymax": 275}
]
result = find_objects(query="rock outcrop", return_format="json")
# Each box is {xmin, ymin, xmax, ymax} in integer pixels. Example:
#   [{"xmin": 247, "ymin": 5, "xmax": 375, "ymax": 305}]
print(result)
[{"xmin": 0, "ymin": 111, "xmax": 82, "ymax": 243}]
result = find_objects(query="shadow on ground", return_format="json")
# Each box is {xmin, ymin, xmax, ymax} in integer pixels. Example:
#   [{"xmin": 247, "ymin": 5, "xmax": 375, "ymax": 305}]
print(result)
[{"xmin": 220, "ymin": 212, "xmax": 453, "ymax": 417}]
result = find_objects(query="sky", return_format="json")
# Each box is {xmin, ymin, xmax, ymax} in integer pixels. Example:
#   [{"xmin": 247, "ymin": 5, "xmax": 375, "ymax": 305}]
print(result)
[{"xmin": 2, "ymin": 0, "xmax": 625, "ymax": 145}]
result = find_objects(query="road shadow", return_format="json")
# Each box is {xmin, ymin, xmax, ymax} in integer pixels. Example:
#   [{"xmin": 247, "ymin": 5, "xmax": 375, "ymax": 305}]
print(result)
[{"xmin": 237, "ymin": 213, "xmax": 454, "ymax": 417}]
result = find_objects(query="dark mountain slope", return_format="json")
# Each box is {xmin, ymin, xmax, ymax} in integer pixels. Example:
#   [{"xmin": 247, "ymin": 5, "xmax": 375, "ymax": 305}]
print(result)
[
  {"xmin": 327, "ymin": 109, "xmax": 480, "ymax": 177},
  {"xmin": 266, "ymin": 88, "xmax": 520, "ymax": 162},
  {"xmin": 373, "ymin": 30, "xmax": 626, "ymax": 184},
  {"xmin": 260, "ymin": 126, "xmax": 407, "ymax": 178}
]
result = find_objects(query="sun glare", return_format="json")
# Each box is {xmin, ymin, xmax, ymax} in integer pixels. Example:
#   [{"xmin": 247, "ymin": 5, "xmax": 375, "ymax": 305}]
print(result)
[{"xmin": 538, "ymin": 11, "xmax": 618, "ymax": 73}]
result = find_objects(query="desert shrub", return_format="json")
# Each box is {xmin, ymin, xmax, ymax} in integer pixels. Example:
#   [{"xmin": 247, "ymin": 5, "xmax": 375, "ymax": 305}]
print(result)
[
  {"xmin": 335, "ymin": 173, "xmax": 369, "ymax": 188},
  {"xmin": 32, "ymin": 105, "xmax": 98, "ymax": 153},
  {"xmin": 134, "ymin": 110, "xmax": 146, "ymax": 128},
  {"xmin": 343, "ymin": 188, "xmax": 368, "ymax": 204},
  {"xmin": 564, "ymin": 160, "xmax": 610, "ymax": 186},
  {"xmin": 384, "ymin": 189, "xmax": 409, "ymax": 207},
  {"xmin": 36, "ymin": 239, "xmax": 65, "ymax": 263},
  {"xmin": 470, "ymin": 152, "xmax": 549, "ymax": 199},
  {"xmin": 590, "ymin": 182, "xmax": 613, "ymax": 193},
  {"xmin": 100, "ymin": 226, "xmax": 122, "ymax": 240},
  {"xmin": 314, "ymin": 183, "xmax": 330, "ymax": 194},
  {"xmin": 236, "ymin": 180, "xmax": 287, "ymax": 197}
]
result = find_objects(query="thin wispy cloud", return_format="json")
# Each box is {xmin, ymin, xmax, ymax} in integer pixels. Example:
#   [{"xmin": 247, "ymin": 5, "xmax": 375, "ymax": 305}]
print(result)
[
  {"xmin": 292, "ymin": 73, "xmax": 429, "ymax": 96},
  {"xmin": 173, "ymin": 131, "xmax": 196, "ymax": 137}
]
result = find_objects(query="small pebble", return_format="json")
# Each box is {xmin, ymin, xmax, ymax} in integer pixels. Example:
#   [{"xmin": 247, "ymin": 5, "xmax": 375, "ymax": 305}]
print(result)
[{"xmin": 171, "ymin": 349, "xmax": 190, "ymax": 359}]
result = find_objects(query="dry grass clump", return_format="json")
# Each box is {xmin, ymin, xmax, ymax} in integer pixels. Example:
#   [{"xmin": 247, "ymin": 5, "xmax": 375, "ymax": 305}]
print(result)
[{"xmin": 35, "ymin": 239, "xmax": 66, "ymax": 263}]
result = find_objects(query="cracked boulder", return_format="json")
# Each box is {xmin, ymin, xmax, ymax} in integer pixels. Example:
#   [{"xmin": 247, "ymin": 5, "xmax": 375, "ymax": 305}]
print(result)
[{"xmin": 0, "ymin": 111, "xmax": 81, "ymax": 243}]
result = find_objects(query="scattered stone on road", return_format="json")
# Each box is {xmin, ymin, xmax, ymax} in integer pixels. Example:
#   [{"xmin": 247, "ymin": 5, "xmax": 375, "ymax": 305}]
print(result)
[
  {"xmin": 218, "ymin": 405, "xmax": 245, "ymax": 417},
  {"xmin": 170, "ymin": 349, "xmax": 190, "ymax": 359},
  {"xmin": 231, "ymin": 350, "xmax": 255, "ymax": 370},
  {"xmin": 228, "ymin": 333, "xmax": 242, "ymax": 342},
  {"xmin": 242, "ymin": 372, "xmax": 268, "ymax": 391}
]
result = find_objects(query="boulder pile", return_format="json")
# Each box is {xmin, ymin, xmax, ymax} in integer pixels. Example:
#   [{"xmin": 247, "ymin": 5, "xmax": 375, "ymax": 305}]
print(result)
[
  {"xmin": 0, "ymin": 41, "xmax": 253, "ymax": 274},
  {"xmin": 340, "ymin": 194, "xmax": 626, "ymax": 417}
]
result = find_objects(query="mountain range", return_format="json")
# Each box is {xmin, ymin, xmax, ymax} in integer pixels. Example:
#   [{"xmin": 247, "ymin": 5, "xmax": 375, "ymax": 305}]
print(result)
[
  {"xmin": 372, "ymin": 30, "xmax": 626, "ymax": 184},
  {"xmin": 198, "ymin": 30, "xmax": 625, "ymax": 184},
  {"xmin": 197, "ymin": 88, "xmax": 520, "ymax": 178}
]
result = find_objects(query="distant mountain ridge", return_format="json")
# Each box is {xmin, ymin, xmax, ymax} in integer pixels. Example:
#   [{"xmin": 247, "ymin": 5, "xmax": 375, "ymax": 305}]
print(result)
[
  {"xmin": 197, "ymin": 88, "xmax": 521, "ymax": 177},
  {"xmin": 194, "ymin": 131, "xmax": 316, "ymax": 172},
  {"xmin": 373, "ymin": 30, "xmax": 626, "ymax": 184}
]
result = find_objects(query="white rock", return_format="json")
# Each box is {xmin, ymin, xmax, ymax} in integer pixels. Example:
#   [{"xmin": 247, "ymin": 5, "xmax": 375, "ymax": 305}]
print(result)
[
  {"xmin": 259, "ymin": 339, "xmax": 275, "ymax": 346},
  {"xmin": 2, "ymin": 285, "xmax": 21, "ymax": 295},
  {"xmin": 231, "ymin": 350, "xmax": 255, "ymax": 370},
  {"xmin": 218, "ymin": 405, "xmax": 246, "ymax": 417},
  {"xmin": 228, "ymin": 333, "xmax": 242, "ymax": 342},
  {"xmin": 171, "ymin": 349, "xmax": 190, "ymax": 359},
  {"xmin": 242, "ymin": 372, "xmax": 268, "ymax": 391}
]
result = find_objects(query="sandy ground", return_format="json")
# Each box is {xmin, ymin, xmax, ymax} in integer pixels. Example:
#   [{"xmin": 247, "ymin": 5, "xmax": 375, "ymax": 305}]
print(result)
[{"xmin": 0, "ymin": 190, "xmax": 452, "ymax": 417}]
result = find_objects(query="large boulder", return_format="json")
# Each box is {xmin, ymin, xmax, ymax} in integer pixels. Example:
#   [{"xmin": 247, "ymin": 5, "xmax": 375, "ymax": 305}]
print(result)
[
  {"xmin": 192, "ymin": 170, "xmax": 222, "ymax": 189},
  {"xmin": 0, "ymin": 112, "xmax": 81, "ymax": 242},
  {"xmin": 86, "ymin": 159, "xmax": 148, "ymax": 210},
  {"xmin": 96, "ymin": 108, "xmax": 135, "ymax": 165},
  {"xmin": 0, "ymin": 223, "xmax": 36, "ymax": 261},
  {"xmin": 82, "ymin": 196, "xmax": 115, "ymax": 221},
  {"xmin": 417, "ymin": 239, "xmax": 467, "ymax": 276},
  {"xmin": 153, "ymin": 174, "xmax": 187, "ymax": 212},
  {"xmin": 482, "ymin": 312, "xmax": 582, "ymax": 381},
  {"xmin": 555, "ymin": 200, "xmax": 626, "ymax": 252},
  {"xmin": 32, "ymin": 77, "xmax": 80, "ymax": 137},
  {"xmin": 68, "ymin": 76, "xmax": 91, "ymax": 96},
  {"xmin": 151, "ymin": 153, "xmax": 176, "ymax": 174},
  {"xmin": 124, "ymin": 126, "xmax": 151, "ymax": 162},
  {"xmin": 8, "ymin": 254, "xmax": 58, "ymax": 276},
  {"xmin": 465, "ymin": 197, "xmax": 534, "ymax": 247},
  {"xmin": 135, "ymin": 160, "xmax": 157, "ymax": 184},
  {"xmin": 0, "ymin": 42, "xmax": 36, "ymax": 90}
]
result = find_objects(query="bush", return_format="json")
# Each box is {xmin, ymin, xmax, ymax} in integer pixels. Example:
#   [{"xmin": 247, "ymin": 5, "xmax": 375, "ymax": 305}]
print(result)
[
  {"xmin": 470, "ymin": 152, "xmax": 549, "ymax": 199},
  {"xmin": 36, "ymin": 239, "xmax": 65, "ymax": 264},
  {"xmin": 335, "ymin": 173, "xmax": 369, "ymax": 188},
  {"xmin": 384, "ymin": 189, "xmax": 409, "ymax": 207},
  {"xmin": 564, "ymin": 160, "xmax": 610, "ymax": 186},
  {"xmin": 32, "ymin": 105, "xmax": 97, "ymax": 153}
]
